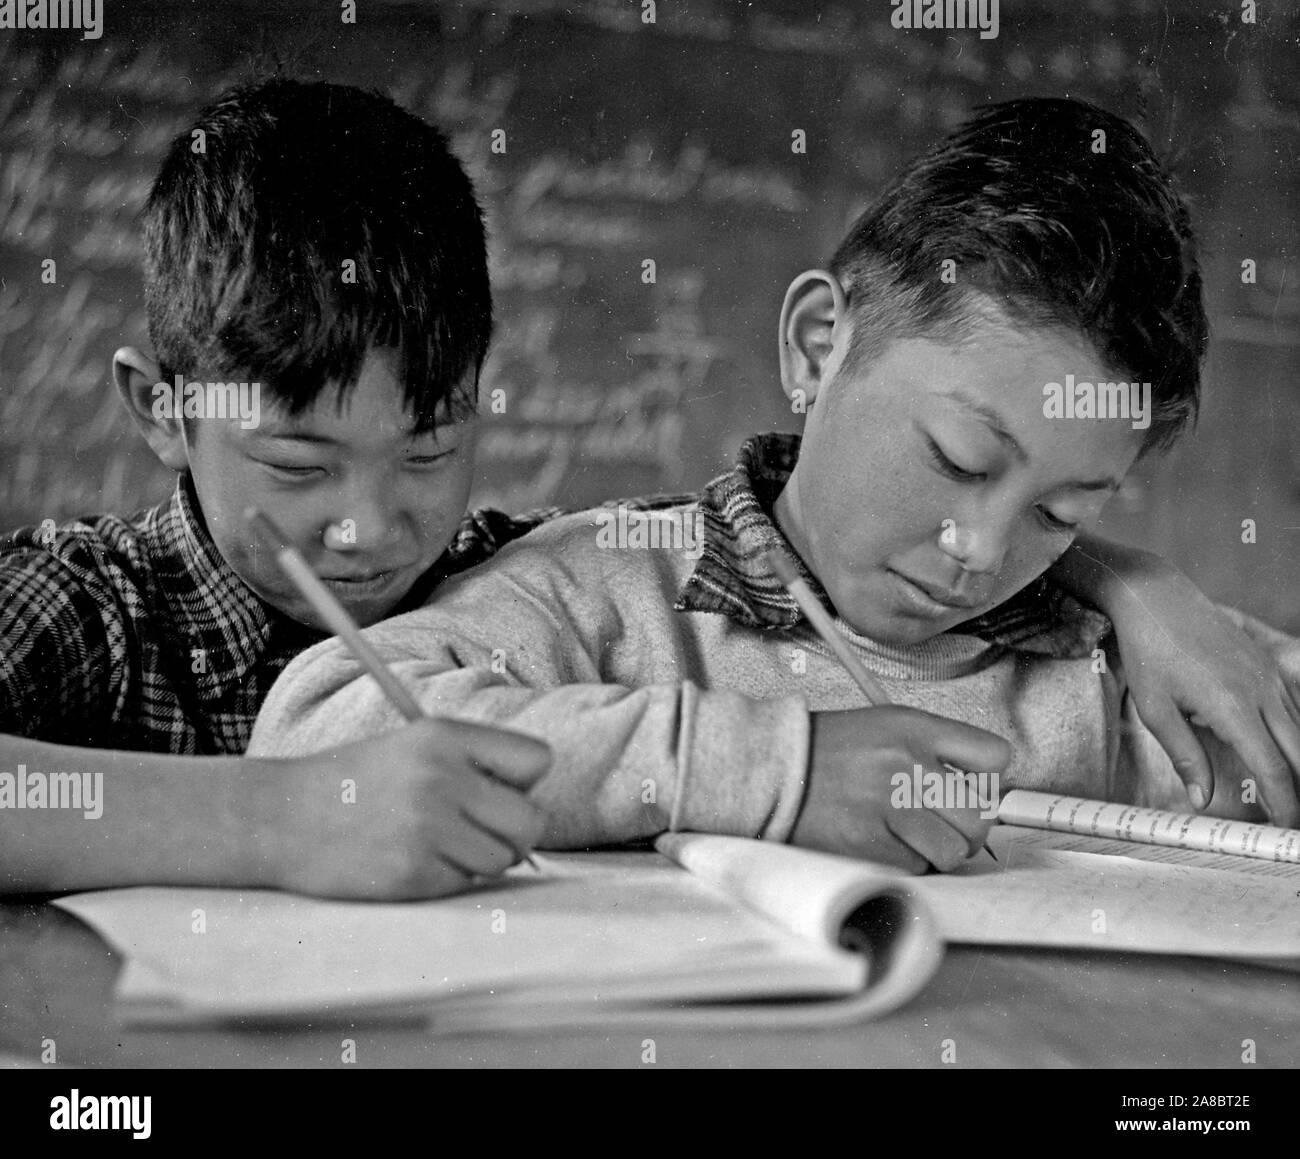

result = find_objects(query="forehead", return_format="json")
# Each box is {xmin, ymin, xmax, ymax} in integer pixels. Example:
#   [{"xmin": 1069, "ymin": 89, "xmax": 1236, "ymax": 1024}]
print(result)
[
  {"xmin": 206, "ymin": 348, "xmax": 470, "ymax": 444},
  {"xmin": 260, "ymin": 352, "xmax": 410, "ymax": 436},
  {"xmin": 844, "ymin": 319, "xmax": 1145, "ymax": 475}
]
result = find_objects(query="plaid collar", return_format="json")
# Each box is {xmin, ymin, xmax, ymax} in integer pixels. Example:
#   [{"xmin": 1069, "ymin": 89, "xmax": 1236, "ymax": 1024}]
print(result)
[
  {"xmin": 143, "ymin": 474, "xmax": 556, "ymax": 703},
  {"xmin": 142, "ymin": 474, "xmax": 324, "ymax": 703},
  {"xmin": 674, "ymin": 433, "xmax": 1111, "ymax": 659}
]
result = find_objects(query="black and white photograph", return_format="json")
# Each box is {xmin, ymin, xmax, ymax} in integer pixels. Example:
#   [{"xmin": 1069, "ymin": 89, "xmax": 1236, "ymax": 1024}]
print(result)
[{"xmin": 0, "ymin": 0, "xmax": 1297, "ymax": 1107}]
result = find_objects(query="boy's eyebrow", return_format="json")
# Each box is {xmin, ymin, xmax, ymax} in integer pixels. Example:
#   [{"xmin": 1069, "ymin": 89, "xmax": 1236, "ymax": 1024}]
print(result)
[
  {"xmin": 250, "ymin": 429, "xmax": 341, "ymax": 445},
  {"xmin": 939, "ymin": 389, "xmax": 1122, "ymax": 492},
  {"xmin": 940, "ymin": 389, "xmax": 1027, "ymax": 460},
  {"xmin": 250, "ymin": 424, "xmax": 437, "ymax": 444}
]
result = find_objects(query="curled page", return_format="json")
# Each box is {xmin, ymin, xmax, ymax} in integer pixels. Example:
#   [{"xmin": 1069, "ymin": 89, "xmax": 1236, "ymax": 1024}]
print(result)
[{"xmin": 655, "ymin": 833, "xmax": 944, "ymax": 1024}]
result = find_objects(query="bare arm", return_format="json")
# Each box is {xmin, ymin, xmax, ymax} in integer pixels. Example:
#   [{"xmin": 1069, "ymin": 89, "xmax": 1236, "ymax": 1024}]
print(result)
[
  {"xmin": 1047, "ymin": 532, "xmax": 1166, "ymax": 610},
  {"xmin": 0, "ymin": 720, "xmax": 551, "ymax": 899},
  {"xmin": 1049, "ymin": 533, "xmax": 1300, "ymax": 825},
  {"xmin": 0, "ymin": 732, "xmax": 274, "ymax": 893}
]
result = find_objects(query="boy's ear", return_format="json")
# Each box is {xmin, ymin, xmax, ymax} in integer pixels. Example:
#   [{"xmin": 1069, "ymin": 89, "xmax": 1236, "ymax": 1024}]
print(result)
[
  {"xmin": 112, "ymin": 347, "xmax": 189, "ymax": 472},
  {"xmin": 778, "ymin": 269, "xmax": 850, "ymax": 408}
]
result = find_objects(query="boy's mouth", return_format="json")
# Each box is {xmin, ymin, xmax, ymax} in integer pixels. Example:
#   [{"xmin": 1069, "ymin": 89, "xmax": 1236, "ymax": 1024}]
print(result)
[
  {"xmin": 319, "ymin": 568, "xmax": 405, "ymax": 599},
  {"xmin": 886, "ymin": 569, "xmax": 983, "ymax": 616}
]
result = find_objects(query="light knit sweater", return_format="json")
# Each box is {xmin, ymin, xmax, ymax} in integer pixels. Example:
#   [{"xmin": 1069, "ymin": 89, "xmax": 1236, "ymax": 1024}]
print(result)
[{"xmin": 247, "ymin": 504, "xmax": 1221, "ymax": 848}]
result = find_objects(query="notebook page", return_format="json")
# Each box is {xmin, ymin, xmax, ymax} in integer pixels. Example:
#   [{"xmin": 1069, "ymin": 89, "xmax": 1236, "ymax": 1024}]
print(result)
[
  {"xmin": 913, "ymin": 826, "xmax": 1300, "ymax": 963},
  {"xmin": 54, "ymin": 851, "xmax": 866, "ymax": 1024},
  {"xmin": 1002, "ymin": 828, "xmax": 1300, "ymax": 878}
]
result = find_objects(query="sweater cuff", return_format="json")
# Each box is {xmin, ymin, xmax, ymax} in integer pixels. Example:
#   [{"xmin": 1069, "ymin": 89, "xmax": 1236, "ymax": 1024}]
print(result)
[{"xmin": 670, "ymin": 683, "xmax": 810, "ymax": 842}]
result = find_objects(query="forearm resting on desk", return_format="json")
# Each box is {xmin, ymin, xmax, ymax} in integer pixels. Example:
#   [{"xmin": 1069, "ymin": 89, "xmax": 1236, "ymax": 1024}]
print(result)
[{"xmin": 0, "ymin": 733, "xmax": 281, "ymax": 893}]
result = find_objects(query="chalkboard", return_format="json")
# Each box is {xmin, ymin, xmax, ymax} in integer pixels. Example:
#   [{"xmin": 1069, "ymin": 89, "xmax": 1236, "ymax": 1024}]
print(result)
[{"xmin": 1, "ymin": 0, "xmax": 1297, "ymax": 627}]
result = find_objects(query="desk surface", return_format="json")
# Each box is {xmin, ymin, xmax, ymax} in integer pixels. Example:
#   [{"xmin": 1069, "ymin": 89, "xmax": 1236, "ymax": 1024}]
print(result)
[{"xmin": 2, "ymin": 900, "xmax": 1297, "ymax": 1068}]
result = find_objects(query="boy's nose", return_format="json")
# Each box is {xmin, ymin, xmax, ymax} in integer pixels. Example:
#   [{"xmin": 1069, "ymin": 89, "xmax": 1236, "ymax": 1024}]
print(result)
[
  {"xmin": 321, "ymin": 494, "xmax": 409, "ymax": 555},
  {"xmin": 937, "ymin": 517, "xmax": 1008, "ymax": 576}
]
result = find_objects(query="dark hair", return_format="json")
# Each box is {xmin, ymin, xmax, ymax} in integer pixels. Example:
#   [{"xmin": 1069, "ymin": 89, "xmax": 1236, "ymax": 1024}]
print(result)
[
  {"xmin": 829, "ymin": 97, "xmax": 1206, "ymax": 453},
  {"xmin": 142, "ymin": 77, "xmax": 491, "ymax": 433}
]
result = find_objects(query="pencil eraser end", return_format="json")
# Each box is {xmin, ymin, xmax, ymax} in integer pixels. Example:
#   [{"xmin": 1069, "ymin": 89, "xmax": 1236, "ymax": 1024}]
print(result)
[{"xmin": 763, "ymin": 549, "xmax": 801, "ymax": 588}]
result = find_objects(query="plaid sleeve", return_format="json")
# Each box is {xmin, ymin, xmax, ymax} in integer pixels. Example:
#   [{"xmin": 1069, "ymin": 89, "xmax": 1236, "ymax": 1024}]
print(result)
[{"xmin": 0, "ymin": 547, "xmax": 117, "ymax": 742}]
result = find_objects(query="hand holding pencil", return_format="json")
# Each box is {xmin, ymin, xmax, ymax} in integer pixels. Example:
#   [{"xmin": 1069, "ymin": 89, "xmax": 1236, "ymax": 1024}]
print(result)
[
  {"xmin": 247, "ymin": 508, "xmax": 550, "ymax": 888},
  {"xmin": 764, "ymin": 549, "xmax": 1008, "ymax": 872}
]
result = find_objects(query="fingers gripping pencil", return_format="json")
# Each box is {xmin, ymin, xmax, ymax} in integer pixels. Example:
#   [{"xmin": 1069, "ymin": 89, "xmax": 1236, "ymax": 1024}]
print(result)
[
  {"xmin": 247, "ymin": 507, "xmax": 541, "ymax": 870},
  {"xmin": 763, "ymin": 549, "xmax": 998, "ymax": 863}
]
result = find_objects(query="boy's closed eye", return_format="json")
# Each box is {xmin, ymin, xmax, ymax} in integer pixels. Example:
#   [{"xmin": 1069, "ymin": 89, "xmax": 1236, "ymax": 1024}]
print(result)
[
  {"xmin": 249, "ymin": 436, "xmax": 460, "ymax": 479},
  {"xmin": 921, "ymin": 431, "xmax": 1085, "ymax": 534},
  {"xmin": 253, "ymin": 452, "xmax": 459, "ymax": 477}
]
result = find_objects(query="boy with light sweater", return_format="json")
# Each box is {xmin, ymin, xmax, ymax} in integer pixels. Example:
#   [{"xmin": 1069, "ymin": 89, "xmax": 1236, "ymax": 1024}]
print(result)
[{"xmin": 251, "ymin": 99, "xmax": 1300, "ymax": 873}]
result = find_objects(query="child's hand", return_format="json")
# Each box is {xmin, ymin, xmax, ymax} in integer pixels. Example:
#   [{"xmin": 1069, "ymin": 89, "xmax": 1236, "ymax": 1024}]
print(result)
[
  {"xmin": 269, "ymin": 718, "xmax": 552, "ymax": 900},
  {"xmin": 1105, "ymin": 563, "xmax": 1300, "ymax": 827},
  {"xmin": 793, "ymin": 706, "xmax": 1010, "ymax": 873}
]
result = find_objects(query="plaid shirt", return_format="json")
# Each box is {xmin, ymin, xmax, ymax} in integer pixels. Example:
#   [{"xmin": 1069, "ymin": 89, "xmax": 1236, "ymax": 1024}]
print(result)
[
  {"xmin": 0, "ymin": 473, "xmax": 563, "ymax": 755},
  {"xmin": 675, "ymin": 433, "xmax": 1111, "ymax": 658}
]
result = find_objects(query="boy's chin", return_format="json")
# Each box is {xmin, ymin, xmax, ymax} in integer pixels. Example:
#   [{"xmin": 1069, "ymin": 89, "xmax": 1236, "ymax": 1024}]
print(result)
[
  {"xmin": 269, "ymin": 588, "xmax": 408, "ymax": 633},
  {"xmin": 876, "ymin": 621, "xmax": 950, "ymax": 648},
  {"xmin": 841, "ymin": 601, "xmax": 994, "ymax": 647},
  {"xmin": 347, "ymin": 601, "xmax": 404, "ymax": 629},
  {"xmin": 334, "ymin": 589, "xmax": 414, "ymax": 629},
  {"xmin": 838, "ymin": 608, "xmax": 944, "ymax": 647},
  {"xmin": 827, "ymin": 571, "xmax": 971, "ymax": 647}
]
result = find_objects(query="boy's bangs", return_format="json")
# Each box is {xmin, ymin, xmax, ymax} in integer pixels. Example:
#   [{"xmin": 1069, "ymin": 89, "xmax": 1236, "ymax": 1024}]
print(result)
[
  {"xmin": 143, "ymin": 79, "xmax": 491, "ymax": 434},
  {"xmin": 208, "ymin": 263, "xmax": 482, "ymax": 434}
]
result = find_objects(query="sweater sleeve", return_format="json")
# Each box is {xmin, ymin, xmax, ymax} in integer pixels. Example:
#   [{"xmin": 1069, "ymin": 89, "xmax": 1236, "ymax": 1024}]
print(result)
[{"xmin": 248, "ymin": 533, "xmax": 811, "ymax": 848}]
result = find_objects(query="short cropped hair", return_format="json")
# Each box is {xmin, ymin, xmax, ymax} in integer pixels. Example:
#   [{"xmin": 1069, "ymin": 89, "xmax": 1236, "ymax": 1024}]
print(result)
[
  {"xmin": 142, "ymin": 77, "xmax": 490, "ymax": 433},
  {"xmin": 830, "ymin": 98, "xmax": 1207, "ymax": 453}
]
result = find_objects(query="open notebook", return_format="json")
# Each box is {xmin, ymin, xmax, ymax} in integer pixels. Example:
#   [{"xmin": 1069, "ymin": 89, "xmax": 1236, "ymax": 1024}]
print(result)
[
  {"xmin": 54, "ymin": 793, "xmax": 1300, "ymax": 1031},
  {"xmin": 56, "ymin": 842, "xmax": 942, "ymax": 1031}
]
